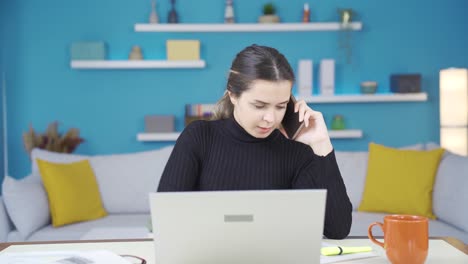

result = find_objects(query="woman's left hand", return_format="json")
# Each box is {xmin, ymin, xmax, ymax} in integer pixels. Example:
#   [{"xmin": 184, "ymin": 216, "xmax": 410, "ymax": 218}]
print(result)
[{"xmin": 292, "ymin": 100, "xmax": 333, "ymax": 156}]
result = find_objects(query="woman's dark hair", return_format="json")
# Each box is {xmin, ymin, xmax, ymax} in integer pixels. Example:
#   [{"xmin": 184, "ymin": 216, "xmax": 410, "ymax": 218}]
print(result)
[{"xmin": 212, "ymin": 44, "xmax": 295, "ymax": 120}]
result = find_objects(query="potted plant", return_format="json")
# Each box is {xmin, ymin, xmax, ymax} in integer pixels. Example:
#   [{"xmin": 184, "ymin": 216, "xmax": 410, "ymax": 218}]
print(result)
[
  {"xmin": 23, "ymin": 121, "xmax": 84, "ymax": 156},
  {"xmin": 337, "ymin": 8, "xmax": 355, "ymax": 64},
  {"xmin": 258, "ymin": 2, "xmax": 280, "ymax": 23},
  {"xmin": 338, "ymin": 8, "xmax": 354, "ymax": 27}
]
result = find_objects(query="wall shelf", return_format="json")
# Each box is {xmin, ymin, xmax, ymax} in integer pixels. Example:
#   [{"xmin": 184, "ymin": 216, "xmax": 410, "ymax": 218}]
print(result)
[
  {"xmin": 134, "ymin": 22, "xmax": 362, "ymax": 32},
  {"xmin": 137, "ymin": 129, "xmax": 363, "ymax": 142},
  {"xmin": 328, "ymin": 129, "xmax": 363, "ymax": 139},
  {"xmin": 299, "ymin": 93, "xmax": 428, "ymax": 103},
  {"xmin": 70, "ymin": 60, "xmax": 206, "ymax": 69},
  {"xmin": 137, "ymin": 133, "xmax": 180, "ymax": 141}
]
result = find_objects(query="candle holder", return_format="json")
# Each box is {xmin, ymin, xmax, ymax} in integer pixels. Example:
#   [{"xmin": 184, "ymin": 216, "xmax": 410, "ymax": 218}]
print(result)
[{"xmin": 167, "ymin": 0, "xmax": 179, "ymax": 23}]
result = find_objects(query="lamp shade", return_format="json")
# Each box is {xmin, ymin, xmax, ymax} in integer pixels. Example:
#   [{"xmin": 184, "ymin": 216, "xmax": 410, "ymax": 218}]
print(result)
[
  {"xmin": 440, "ymin": 68, "xmax": 468, "ymax": 156},
  {"xmin": 440, "ymin": 127, "xmax": 467, "ymax": 156},
  {"xmin": 439, "ymin": 68, "xmax": 468, "ymax": 126}
]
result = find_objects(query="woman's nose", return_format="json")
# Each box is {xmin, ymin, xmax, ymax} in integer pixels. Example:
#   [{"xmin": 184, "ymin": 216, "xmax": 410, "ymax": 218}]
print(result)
[{"xmin": 263, "ymin": 111, "xmax": 275, "ymax": 123}]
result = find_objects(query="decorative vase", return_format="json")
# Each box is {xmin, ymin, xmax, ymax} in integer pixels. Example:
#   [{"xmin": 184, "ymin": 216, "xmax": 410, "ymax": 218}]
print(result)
[
  {"xmin": 129, "ymin": 46, "xmax": 143, "ymax": 60},
  {"xmin": 302, "ymin": 3, "xmax": 310, "ymax": 22},
  {"xmin": 360, "ymin": 81, "xmax": 378, "ymax": 94},
  {"xmin": 149, "ymin": 0, "xmax": 159, "ymax": 24},
  {"xmin": 224, "ymin": 0, "xmax": 235, "ymax": 23},
  {"xmin": 167, "ymin": 0, "xmax": 179, "ymax": 23}
]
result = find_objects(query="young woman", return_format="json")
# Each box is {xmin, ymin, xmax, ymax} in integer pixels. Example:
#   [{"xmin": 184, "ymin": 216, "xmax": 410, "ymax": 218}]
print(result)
[{"xmin": 158, "ymin": 44, "xmax": 352, "ymax": 239}]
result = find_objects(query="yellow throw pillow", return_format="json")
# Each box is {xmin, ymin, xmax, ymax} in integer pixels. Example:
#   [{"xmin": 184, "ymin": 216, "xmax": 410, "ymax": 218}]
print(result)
[
  {"xmin": 37, "ymin": 159, "xmax": 107, "ymax": 227},
  {"xmin": 358, "ymin": 143, "xmax": 444, "ymax": 219}
]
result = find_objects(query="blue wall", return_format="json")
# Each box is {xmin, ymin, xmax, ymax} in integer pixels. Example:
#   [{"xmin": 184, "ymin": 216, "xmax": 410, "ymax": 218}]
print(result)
[
  {"xmin": 4, "ymin": 0, "xmax": 468, "ymax": 179},
  {"xmin": 0, "ymin": 0, "xmax": 7, "ymax": 180}
]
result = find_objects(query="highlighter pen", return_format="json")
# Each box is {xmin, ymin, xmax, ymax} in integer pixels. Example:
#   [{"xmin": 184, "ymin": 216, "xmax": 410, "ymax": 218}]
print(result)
[{"xmin": 321, "ymin": 246, "xmax": 373, "ymax": 256}]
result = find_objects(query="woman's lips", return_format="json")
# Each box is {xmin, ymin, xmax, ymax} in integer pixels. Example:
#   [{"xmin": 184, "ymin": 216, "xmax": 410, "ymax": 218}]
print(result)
[{"xmin": 257, "ymin": 126, "xmax": 272, "ymax": 134}]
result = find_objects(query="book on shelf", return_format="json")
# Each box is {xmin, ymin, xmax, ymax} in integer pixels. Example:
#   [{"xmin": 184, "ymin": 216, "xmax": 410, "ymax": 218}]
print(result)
[
  {"xmin": 185, "ymin": 103, "xmax": 216, "ymax": 117},
  {"xmin": 185, "ymin": 103, "xmax": 215, "ymax": 126}
]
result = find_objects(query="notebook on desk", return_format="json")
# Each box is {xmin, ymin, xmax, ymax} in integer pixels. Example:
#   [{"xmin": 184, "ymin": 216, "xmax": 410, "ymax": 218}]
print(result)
[{"xmin": 149, "ymin": 189, "xmax": 327, "ymax": 264}]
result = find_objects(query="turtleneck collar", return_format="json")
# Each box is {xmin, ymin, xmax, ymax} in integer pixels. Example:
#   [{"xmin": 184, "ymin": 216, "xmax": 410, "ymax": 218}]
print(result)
[{"xmin": 221, "ymin": 117, "xmax": 280, "ymax": 143}]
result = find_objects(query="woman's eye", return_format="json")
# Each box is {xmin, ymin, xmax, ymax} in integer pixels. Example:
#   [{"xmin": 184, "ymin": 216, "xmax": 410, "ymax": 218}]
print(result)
[
  {"xmin": 254, "ymin": 105, "xmax": 265, "ymax": 109},
  {"xmin": 277, "ymin": 105, "xmax": 286, "ymax": 110}
]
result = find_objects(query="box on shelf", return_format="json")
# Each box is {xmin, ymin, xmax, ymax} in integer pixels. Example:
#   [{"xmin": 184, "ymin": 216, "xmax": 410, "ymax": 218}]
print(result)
[
  {"xmin": 70, "ymin": 41, "xmax": 107, "ymax": 60},
  {"xmin": 319, "ymin": 59, "xmax": 335, "ymax": 95},
  {"xmin": 298, "ymin": 60, "xmax": 313, "ymax": 97},
  {"xmin": 390, "ymin": 74, "xmax": 421, "ymax": 93},
  {"xmin": 145, "ymin": 115, "xmax": 175, "ymax": 133},
  {"xmin": 166, "ymin": 40, "xmax": 200, "ymax": 60}
]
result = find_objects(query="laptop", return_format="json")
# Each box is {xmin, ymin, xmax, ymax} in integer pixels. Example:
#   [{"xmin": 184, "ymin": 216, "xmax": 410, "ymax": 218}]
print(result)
[{"xmin": 149, "ymin": 189, "xmax": 327, "ymax": 264}]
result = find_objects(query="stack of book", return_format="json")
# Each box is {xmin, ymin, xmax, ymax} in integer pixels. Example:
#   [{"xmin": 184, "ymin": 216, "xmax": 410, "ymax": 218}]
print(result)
[{"xmin": 185, "ymin": 104, "xmax": 216, "ymax": 125}]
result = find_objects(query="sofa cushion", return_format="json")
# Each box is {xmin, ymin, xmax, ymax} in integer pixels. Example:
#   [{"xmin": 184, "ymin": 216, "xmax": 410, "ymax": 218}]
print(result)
[
  {"xmin": 20, "ymin": 214, "xmax": 150, "ymax": 242},
  {"xmin": 336, "ymin": 144, "xmax": 424, "ymax": 210},
  {"xmin": 90, "ymin": 146, "xmax": 173, "ymax": 213},
  {"xmin": 335, "ymin": 151, "xmax": 368, "ymax": 210},
  {"xmin": 358, "ymin": 143, "xmax": 444, "ymax": 219},
  {"xmin": 2, "ymin": 175, "xmax": 50, "ymax": 239},
  {"xmin": 31, "ymin": 148, "xmax": 88, "ymax": 182},
  {"xmin": 29, "ymin": 146, "xmax": 174, "ymax": 214},
  {"xmin": 433, "ymin": 152, "xmax": 468, "ymax": 232},
  {"xmin": 38, "ymin": 159, "xmax": 108, "ymax": 227}
]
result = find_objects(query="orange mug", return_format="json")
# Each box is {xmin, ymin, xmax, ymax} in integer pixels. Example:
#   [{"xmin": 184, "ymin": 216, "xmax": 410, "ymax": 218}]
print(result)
[{"xmin": 368, "ymin": 215, "xmax": 429, "ymax": 264}]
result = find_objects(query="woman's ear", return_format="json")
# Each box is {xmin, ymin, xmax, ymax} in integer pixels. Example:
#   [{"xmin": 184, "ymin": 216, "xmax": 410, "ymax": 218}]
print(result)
[{"xmin": 228, "ymin": 91, "xmax": 237, "ymax": 105}]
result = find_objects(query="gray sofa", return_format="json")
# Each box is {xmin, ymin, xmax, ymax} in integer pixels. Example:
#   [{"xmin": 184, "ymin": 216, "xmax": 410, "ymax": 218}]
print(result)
[
  {"xmin": 0, "ymin": 143, "xmax": 467, "ymax": 243},
  {"xmin": 335, "ymin": 144, "xmax": 468, "ymax": 243}
]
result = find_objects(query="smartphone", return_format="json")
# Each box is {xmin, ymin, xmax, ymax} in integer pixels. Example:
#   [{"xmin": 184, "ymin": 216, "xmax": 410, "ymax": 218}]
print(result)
[{"xmin": 281, "ymin": 95, "xmax": 305, "ymax": 140}]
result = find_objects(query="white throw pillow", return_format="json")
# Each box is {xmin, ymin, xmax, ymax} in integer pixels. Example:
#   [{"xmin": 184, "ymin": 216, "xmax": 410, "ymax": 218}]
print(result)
[
  {"xmin": 2, "ymin": 175, "xmax": 51, "ymax": 239},
  {"xmin": 400, "ymin": 143, "xmax": 425, "ymax": 150},
  {"xmin": 90, "ymin": 146, "xmax": 174, "ymax": 214},
  {"xmin": 4, "ymin": 148, "xmax": 89, "ymax": 238},
  {"xmin": 335, "ymin": 151, "xmax": 368, "ymax": 210},
  {"xmin": 433, "ymin": 152, "xmax": 468, "ymax": 232}
]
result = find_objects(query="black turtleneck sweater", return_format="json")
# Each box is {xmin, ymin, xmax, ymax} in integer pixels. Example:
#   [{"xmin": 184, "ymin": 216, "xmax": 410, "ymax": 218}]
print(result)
[{"xmin": 157, "ymin": 118, "xmax": 352, "ymax": 239}]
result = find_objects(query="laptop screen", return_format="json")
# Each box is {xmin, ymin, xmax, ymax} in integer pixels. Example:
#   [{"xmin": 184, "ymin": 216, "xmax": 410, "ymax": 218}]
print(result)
[{"xmin": 150, "ymin": 189, "xmax": 327, "ymax": 264}]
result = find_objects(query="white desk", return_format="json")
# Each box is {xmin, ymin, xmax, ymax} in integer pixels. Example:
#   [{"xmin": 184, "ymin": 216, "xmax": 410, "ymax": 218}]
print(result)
[
  {"xmin": 80, "ymin": 227, "xmax": 150, "ymax": 240},
  {"xmin": 0, "ymin": 238, "xmax": 467, "ymax": 263}
]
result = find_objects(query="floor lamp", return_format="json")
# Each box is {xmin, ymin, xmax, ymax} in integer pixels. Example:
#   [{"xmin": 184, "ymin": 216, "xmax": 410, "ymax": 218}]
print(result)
[
  {"xmin": 439, "ymin": 68, "xmax": 468, "ymax": 156},
  {"xmin": 2, "ymin": 71, "xmax": 7, "ymax": 176}
]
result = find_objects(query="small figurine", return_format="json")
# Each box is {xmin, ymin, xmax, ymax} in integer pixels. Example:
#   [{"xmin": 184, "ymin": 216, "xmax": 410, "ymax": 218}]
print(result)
[
  {"xmin": 224, "ymin": 0, "xmax": 235, "ymax": 23},
  {"xmin": 167, "ymin": 0, "xmax": 179, "ymax": 23},
  {"xmin": 129, "ymin": 46, "xmax": 144, "ymax": 60},
  {"xmin": 149, "ymin": 0, "xmax": 159, "ymax": 24},
  {"xmin": 302, "ymin": 3, "xmax": 310, "ymax": 22}
]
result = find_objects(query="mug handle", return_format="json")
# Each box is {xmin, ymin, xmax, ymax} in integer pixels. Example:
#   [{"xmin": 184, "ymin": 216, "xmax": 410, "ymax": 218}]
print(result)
[{"xmin": 368, "ymin": 222, "xmax": 384, "ymax": 248}]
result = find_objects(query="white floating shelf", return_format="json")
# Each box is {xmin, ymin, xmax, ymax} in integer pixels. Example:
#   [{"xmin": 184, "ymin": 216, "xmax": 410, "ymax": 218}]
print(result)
[
  {"xmin": 137, "ymin": 133, "xmax": 180, "ymax": 141},
  {"xmin": 137, "ymin": 129, "xmax": 363, "ymax": 142},
  {"xmin": 328, "ymin": 129, "xmax": 363, "ymax": 139},
  {"xmin": 299, "ymin": 93, "xmax": 428, "ymax": 103},
  {"xmin": 134, "ymin": 22, "xmax": 362, "ymax": 32},
  {"xmin": 70, "ymin": 60, "xmax": 206, "ymax": 69}
]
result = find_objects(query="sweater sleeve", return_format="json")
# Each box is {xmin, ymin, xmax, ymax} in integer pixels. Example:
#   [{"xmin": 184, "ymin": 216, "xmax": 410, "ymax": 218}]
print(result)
[
  {"xmin": 292, "ymin": 149, "xmax": 352, "ymax": 239},
  {"xmin": 157, "ymin": 122, "xmax": 203, "ymax": 192}
]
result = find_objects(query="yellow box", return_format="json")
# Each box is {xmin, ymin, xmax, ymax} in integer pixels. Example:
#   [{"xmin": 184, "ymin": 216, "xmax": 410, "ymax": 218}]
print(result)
[{"xmin": 166, "ymin": 40, "xmax": 200, "ymax": 60}]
